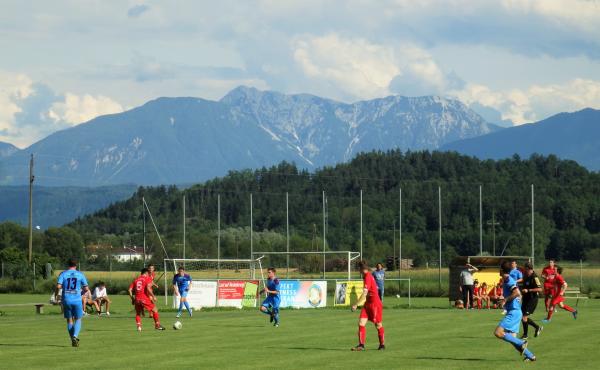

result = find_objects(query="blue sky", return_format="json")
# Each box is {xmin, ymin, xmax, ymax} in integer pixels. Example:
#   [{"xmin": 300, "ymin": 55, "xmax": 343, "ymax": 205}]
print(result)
[{"xmin": 2, "ymin": 0, "xmax": 600, "ymax": 147}]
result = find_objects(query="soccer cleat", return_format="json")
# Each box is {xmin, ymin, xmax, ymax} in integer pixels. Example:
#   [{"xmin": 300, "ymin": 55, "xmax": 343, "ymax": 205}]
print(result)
[
  {"xmin": 572, "ymin": 310, "xmax": 578, "ymax": 320},
  {"xmin": 535, "ymin": 326, "xmax": 543, "ymax": 337},
  {"xmin": 541, "ymin": 319, "xmax": 551, "ymax": 324},
  {"xmin": 137, "ymin": 326, "xmax": 142, "ymax": 332},
  {"xmin": 524, "ymin": 356, "xmax": 537, "ymax": 362},
  {"xmin": 155, "ymin": 325, "xmax": 166, "ymax": 331},
  {"xmin": 188, "ymin": 310, "xmax": 193, "ymax": 317},
  {"xmin": 274, "ymin": 323, "xmax": 279, "ymax": 328},
  {"xmin": 351, "ymin": 345, "xmax": 365, "ymax": 351},
  {"xmin": 106, "ymin": 312, "xmax": 110, "ymax": 316},
  {"xmin": 378, "ymin": 345, "xmax": 386, "ymax": 350},
  {"xmin": 176, "ymin": 313, "xmax": 181, "ymax": 318},
  {"xmin": 501, "ymin": 310, "xmax": 507, "ymax": 315},
  {"xmin": 71, "ymin": 336, "xmax": 79, "ymax": 347},
  {"xmin": 520, "ymin": 335, "xmax": 528, "ymax": 340}
]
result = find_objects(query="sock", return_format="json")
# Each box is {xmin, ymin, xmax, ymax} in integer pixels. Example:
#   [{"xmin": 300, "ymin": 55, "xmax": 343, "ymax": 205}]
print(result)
[
  {"xmin": 562, "ymin": 304, "xmax": 575, "ymax": 313},
  {"xmin": 528, "ymin": 319, "xmax": 539, "ymax": 331},
  {"xmin": 377, "ymin": 326, "xmax": 385, "ymax": 345},
  {"xmin": 152, "ymin": 311, "xmax": 160, "ymax": 327},
  {"xmin": 135, "ymin": 314, "xmax": 141, "ymax": 326},
  {"xmin": 261, "ymin": 308, "xmax": 271, "ymax": 315},
  {"xmin": 274, "ymin": 312, "xmax": 279, "ymax": 324},
  {"xmin": 73, "ymin": 319, "xmax": 82, "ymax": 338},
  {"xmin": 545, "ymin": 297, "xmax": 549, "ymax": 311},
  {"xmin": 178, "ymin": 301, "xmax": 184, "ymax": 315},
  {"xmin": 67, "ymin": 322, "xmax": 74, "ymax": 337},
  {"xmin": 546, "ymin": 307, "xmax": 555, "ymax": 320},
  {"xmin": 358, "ymin": 326, "xmax": 366, "ymax": 346},
  {"xmin": 523, "ymin": 348, "xmax": 535, "ymax": 359},
  {"xmin": 184, "ymin": 301, "xmax": 191, "ymax": 313},
  {"xmin": 522, "ymin": 321, "xmax": 529, "ymax": 336},
  {"xmin": 502, "ymin": 333, "xmax": 523, "ymax": 347}
]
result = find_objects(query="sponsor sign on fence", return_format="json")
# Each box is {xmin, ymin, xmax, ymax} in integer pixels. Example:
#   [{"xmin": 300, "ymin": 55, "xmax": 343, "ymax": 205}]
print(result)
[
  {"xmin": 218, "ymin": 280, "xmax": 259, "ymax": 308},
  {"xmin": 278, "ymin": 280, "xmax": 327, "ymax": 308},
  {"xmin": 334, "ymin": 280, "xmax": 364, "ymax": 306},
  {"xmin": 174, "ymin": 280, "xmax": 217, "ymax": 309}
]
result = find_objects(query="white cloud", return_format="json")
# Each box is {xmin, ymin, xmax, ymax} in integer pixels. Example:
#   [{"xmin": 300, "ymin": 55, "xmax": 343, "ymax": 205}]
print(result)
[
  {"xmin": 48, "ymin": 93, "xmax": 123, "ymax": 126},
  {"xmin": 451, "ymin": 78, "xmax": 600, "ymax": 124}
]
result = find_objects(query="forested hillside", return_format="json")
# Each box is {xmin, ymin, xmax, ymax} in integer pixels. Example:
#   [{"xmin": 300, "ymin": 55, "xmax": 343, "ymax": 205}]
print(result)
[{"xmin": 68, "ymin": 151, "xmax": 600, "ymax": 268}]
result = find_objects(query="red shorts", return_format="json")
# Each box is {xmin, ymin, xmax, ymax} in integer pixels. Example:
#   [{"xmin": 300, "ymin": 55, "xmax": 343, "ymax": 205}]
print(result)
[
  {"xmin": 543, "ymin": 286, "xmax": 554, "ymax": 297},
  {"xmin": 135, "ymin": 299, "xmax": 155, "ymax": 314},
  {"xmin": 551, "ymin": 295, "xmax": 564, "ymax": 306},
  {"xmin": 360, "ymin": 303, "xmax": 383, "ymax": 323}
]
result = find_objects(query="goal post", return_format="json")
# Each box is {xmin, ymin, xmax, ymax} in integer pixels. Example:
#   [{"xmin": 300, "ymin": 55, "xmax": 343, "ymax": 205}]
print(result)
[
  {"xmin": 250, "ymin": 251, "xmax": 361, "ymax": 280},
  {"xmin": 162, "ymin": 257, "xmax": 264, "ymax": 306}
]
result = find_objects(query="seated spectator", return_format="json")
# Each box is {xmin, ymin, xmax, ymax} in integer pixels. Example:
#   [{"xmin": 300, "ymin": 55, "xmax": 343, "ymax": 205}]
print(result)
[
  {"xmin": 479, "ymin": 282, "xmax": 491, "ymax": 309},
  {"xmin": 93, "ymin": 281, "xmax": 111, "ymax": 316},
  {"xmin": 473, "ymin": 280, "xmax": 482, "ymax": 309},
  {"xmin": 82, "ymin": 288, "xmax": 99, "ymax": 315},
  {"xmin": 489, "ymin": 282, "xmax": 505, "ymax": 309},
  {"xmin": 454, "ymin": 299, "xmax": 464, "ymax": 309}
]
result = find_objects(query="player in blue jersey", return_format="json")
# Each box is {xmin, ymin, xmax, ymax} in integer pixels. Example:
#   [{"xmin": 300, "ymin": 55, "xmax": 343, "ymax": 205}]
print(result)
[
  {"xmin": 494, "ymin": 261, "xmax": 537, "ymax": 362},
  {"xmin": 55, "ymin": 258, "xmax": 89, "ymax": 347},
  {"xmin": 510, "ymin": 260, "xmax": 524, "ymax": 284},
  {"xmin": 259, "ymin": 267, "xmax": 280, "ymax": 327},
  {"xmin": 172, "ymin": 266, "xmax": 193, "ymax": 318}
]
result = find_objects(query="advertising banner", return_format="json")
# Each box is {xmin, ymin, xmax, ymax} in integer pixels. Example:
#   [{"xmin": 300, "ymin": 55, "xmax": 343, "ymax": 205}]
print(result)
[
  {"xmin": 278, "ymin": 280, "xmax": 327, "ymax": 308},
  {"xmin": 218, "ymin": 280, "xmax": 259, "ymax": 308},
  {"xmin": 334, "ymin": 280, "xmax": 364, "ymax": 306},
  {"xmin": 173, "ymin": 280, "xmax": 217, "ymax": 309}
]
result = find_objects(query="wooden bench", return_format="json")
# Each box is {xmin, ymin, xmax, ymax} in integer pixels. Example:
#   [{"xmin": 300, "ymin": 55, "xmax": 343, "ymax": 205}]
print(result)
[
  {"xmin": 564, "ymin": 287, "xmax": 588, "ymax": 306},
  {"xmin": 0, "ymin": 303, "xmax": 47, "ymax": 314}
]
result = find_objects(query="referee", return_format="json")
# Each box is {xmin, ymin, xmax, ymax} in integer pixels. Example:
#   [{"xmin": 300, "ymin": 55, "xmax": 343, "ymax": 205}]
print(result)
[{"xmin": 521, "ymin": 262, "xmax": 543, "ymax": 339}]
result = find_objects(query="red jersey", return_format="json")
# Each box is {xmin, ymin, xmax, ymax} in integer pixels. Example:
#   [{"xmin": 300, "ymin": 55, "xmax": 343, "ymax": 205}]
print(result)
[
  {"xmin": 490, "ymin": 286, "xmax": 502, "ymax": 297},
  {"xmin": 130, "ymin": 275, "xmax": 151, "ymax": 301},
  {"xmin": 363, "ymin": 271, "xmax": 382, "ymax": 305},
  {"xmin": 553, "ymin": 274, "xmax": 566, "ymax": 296},
  {"xmin": 474, "ymin": 286, "xmax": 480, "ymax": 296},
  {"xmin": 542, "ymin": 266, "xmax": 557, "ymax": 287}
]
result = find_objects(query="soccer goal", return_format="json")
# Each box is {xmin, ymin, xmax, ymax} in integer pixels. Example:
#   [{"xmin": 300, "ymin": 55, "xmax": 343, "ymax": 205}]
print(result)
[
  {"xmin": 162, "ymin": 258, "xmax": 265, "ymax": 307},
  {"xmin": 250, "ymin": 251, "xmax": 361, "ymax": 280}
]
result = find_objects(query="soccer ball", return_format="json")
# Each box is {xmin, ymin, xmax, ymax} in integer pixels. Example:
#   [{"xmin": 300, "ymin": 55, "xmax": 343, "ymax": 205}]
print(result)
[{"xmin": 173, "ymin": 321, "xmax": 183, "ymax": 330}]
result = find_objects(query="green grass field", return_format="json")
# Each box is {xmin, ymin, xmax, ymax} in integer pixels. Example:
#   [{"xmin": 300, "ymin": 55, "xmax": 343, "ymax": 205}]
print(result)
[{"xmin": 0, "ymin": 294, "xmax": 598, "ymax": 369}]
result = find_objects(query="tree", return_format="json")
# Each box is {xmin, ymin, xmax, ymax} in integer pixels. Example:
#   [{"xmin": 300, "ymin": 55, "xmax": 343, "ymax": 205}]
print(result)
[{"xmin": 42, "ymin": 227, "xmax": 84, "ymax": 261}]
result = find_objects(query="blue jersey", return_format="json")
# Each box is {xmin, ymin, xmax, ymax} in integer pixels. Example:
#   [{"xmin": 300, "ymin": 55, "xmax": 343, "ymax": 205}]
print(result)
[
  {"xmin": 503, "ymin": 275, "xmax": 521, "ymax": 311},
  {"xmin": 57, "ymin": 269, "xmax": 88, "ymax": 304},
  {"xmin": 172, "ymin": 274, "xmax": 192, "ymax": 293},
  {"xmin": 510, "ymin": 268, "xmax": 523, "ymax": 282},
  {"xmin": 373, "ymin": 270, "xmax": 385, "ymax": 289},
  {"xmin": 267, "ymin": 277, "xmax": 280, "ymax": 297}
]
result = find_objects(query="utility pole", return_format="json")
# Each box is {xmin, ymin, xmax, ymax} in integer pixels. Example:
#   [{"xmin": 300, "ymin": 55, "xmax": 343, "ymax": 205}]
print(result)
[
  {"xmin": 183, "ymin": 195, "xmax": 186, "ymax": 261},
  {"xmin": 360, "ymin": 189, "xmax": 363, "ymax": 259},
  {"xmin": 322, "ymin": 191, "xmax": 326, "ymax": 279},
  {"xmin": 531, "ymin": 184, "xmax": 535, "ymax": 267},
  {"xmin": 218, "ymin": 194, "xmax": 221, "ymax": 278},
  {"xmin": 399, "ymin": 187, "xmax": 402, "ymax": 276},
  {"xmin": 28, "ymin": 154, "xmax": 34, "ymax": 264},
  {"xmin": 250, "ymin": 193, "xmax": 253, "ymax": 259},
  {"xmin": 142, "ymin": 197, "xmax": 146, "ymax": 266},
  {"xmin": 438, "ymin": 186, "xmax": 442, "ymax": 292},
  {"xmin": 479, "ymin": 185, "xmax": 483, "ymax": 256},
  {"xmin": 286, "ymin": 192, "xmax": 290, "ymax": 278},
  {"xmin": 487, "ymin": 210, "xmax": 500, "ymax": 256}
]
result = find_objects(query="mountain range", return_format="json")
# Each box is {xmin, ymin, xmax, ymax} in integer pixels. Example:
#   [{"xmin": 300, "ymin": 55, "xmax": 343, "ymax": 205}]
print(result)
[
  {"xmin": 0, "ymin": 86, "xmax": 498, "ymax": 186},
  {"xmin": 443, "ymin": 108, "xmax": 600, "ymax": 171},
  {"xmin": 0, "ymin": 141, "xmax": 18, "ymax": 158}
]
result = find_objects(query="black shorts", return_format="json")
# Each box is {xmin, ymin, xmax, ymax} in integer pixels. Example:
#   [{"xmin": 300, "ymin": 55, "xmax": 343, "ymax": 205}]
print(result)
[{"xmin": 521, "ymin": 297, "xmax": 538, "ymax": 316}]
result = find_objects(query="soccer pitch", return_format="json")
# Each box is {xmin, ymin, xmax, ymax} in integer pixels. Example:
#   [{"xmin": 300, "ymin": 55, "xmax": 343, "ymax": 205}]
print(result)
[{"xmin": 0, "ymin": 295, "xmax": 597, "ymax": 370}]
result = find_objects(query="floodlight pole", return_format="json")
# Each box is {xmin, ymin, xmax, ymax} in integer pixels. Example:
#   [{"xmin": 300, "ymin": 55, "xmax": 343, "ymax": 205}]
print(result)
[
  {"xmin": 399, "ymin": 187, "xmax": 402, "ymax": 277},
  {"xmin": 142, "ymin": 197, "xmax": 146, "ymax": 266},
  {"xmin": 438, "ymin": 186, "xmax": 442, "ymax": 292},
  {"xmin": 28, "ymin": 154, "xmax": 34, "ymax": 264},
  {"xmin": 183, "ymin": 195, "xmax": 186, "ymax": 262},
  {"xmin": 286, "ymin": 192, "xmax": 290, "ymax": 278},
  {"xmin": 250, "ymin": 193, "xmax": 253, "ymax": 260},
  {"xmin": 322, "ymin": 191, "xmax": 326, "ymax": 279},
  {"xmin": 531, "ymin": 184, "xmax": 535, "ymax": 267},
  {"xmin": 479, "ymin": 185, "xmax": 483, "ymax": 256},
  {"xmin": 360, "ymin": 189, "xmax": 363, "ymax": 259},
  {"xmin": 218, "ymin": 194, "xmax": 221, "ymax": 278}
]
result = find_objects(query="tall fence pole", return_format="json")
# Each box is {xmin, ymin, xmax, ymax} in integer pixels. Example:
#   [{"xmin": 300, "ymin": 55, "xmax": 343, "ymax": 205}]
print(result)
[
  {"xmin": 33, "ymin": 262, "xmax": 36, "ymax": 291},
  {"xmin": 322, "ymin": 191, "xmax": 326, "ymax": 279},
  {"xmin": 531, "ymin": 184, "xmax": 535, "ymax": 267},
  {"xmin": 479, "ymin": 185, "xmax": 483, "ymax": 255},
  {"xmin": 218, "ymin": 194, "xmax": 221, "ymax": 278},
  {"xmin": 399, "ymin": 187, "xmax": 402, "ymax": 278},
  {"xmin": 360, "ymin": 189, "xmax": 363, "ymax": 259},
  {"xmin": 183, "ymin": 195, "xmax": 186, "ymax": 262},
  {"xmin": 250, "ymin": 193, "xmax": 253, "ymax": 260}
]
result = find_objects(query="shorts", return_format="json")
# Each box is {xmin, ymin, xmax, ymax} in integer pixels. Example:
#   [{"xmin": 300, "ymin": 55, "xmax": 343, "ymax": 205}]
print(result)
[
  {"xmin": 543, "ymin": 286, "xmax": 554, "ymax": 297},
  {"xmin": 261, "ymin": 295, "xmax": 280, "ymax": 312},
  {"xmin": 63, "ymin": 301, "xmax": 84, "ymax": 319},
  {"xmin": 135, "ymin": 299, "xmax": 155, "ymax": 314},
  {"xmin": 499, "ymin": 309, "xmax": 522, "ymax": 333},
  {"xmin": 180, "ymin": 290, "xmax": 189, "ymax": 298},
  {"xmin": 551, "ymin": 294, "xmax": 564, "ymax": 306},
  {"xmin": 521, "ymin": 297, "xmax": 538, "ymax": 316},
  {"xmin": 360, "ymin": 303, "xmax": 383, "ymax": 323}
]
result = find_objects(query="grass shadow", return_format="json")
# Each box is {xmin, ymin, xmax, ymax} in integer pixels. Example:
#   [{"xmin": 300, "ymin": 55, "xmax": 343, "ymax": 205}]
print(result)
[
  {"xmin": 416, "ymin": 356, "xmax": 504, "ymax": 362},
  {"xmin": 0, "ymin": 343, "xmax": 69, "ymax": 348}
]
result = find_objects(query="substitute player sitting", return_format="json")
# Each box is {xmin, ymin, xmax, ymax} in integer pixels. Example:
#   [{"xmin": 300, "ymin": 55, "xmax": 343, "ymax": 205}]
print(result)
[
  {"xmin": 259, "ymin": 267, "xmax": 280, "ymax": 327},
  {"xmin": 493, "ymin": 261, "xmax": 536, "ymax": 362},
  {"xmin": 173, "ymin": 266, "xmax": 193, "ymax": 318},
  {"xmin": 351, "ymin": 261, "xmax": 385, "ymax": 351},
  {"xmin": 480, "ymin": 282, "xmax": 491, "ymax": 309},
  {"xmin": 128, "ymin": 268, "xmax": 165, "ymax": 331}
]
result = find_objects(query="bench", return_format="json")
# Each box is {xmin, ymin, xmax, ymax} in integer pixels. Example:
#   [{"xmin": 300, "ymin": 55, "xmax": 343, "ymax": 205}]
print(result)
[
  {"xmin": 0, "ymin": 303, "xmax": 47, "ymax": 314},
  {"xmin": 564, "ymin": 287, "xmax": 589, "ymax": 306}
]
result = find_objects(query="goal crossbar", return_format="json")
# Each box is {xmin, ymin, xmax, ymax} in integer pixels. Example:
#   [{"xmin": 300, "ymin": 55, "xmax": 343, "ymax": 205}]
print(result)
[{"xmin": 251, "ymin": 251, "xmax": 361, "ymax": 280}]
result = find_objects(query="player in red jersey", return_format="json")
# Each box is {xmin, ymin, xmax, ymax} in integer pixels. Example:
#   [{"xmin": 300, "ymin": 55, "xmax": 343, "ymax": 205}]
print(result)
[
  {"xmin": 351, "ymin": 261, "xmax": 385, "ymax": 351},
  {"xmin": 473, "ymin": 280, "xmax": 482, "ymax": 309},
  {"xmin": 145, "ymin": 264, "xmax": 159, "ymax": 318},
  {"xmin": 542, "ymin": 266, "xmax": 578, "ymax": 323},
  {"xmin": 128, "ymin": 268, "xmax": 165, "ymax": 331},
  {"xmin": 541, "ymin": 259, "xmax": 557, "ymax": 312}
]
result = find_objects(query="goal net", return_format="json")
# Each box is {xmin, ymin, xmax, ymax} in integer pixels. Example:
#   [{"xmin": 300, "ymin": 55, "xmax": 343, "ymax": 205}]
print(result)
[
  {"xmin": 163, "ymin": 258, "xmax": 264, "ymax": 308},
  {"xmin": 250, "ymin": 251, "xmax": 361, "ymax": 280}
]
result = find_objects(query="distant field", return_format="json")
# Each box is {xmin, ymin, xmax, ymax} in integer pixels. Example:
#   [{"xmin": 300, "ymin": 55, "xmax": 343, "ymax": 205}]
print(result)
[{"xmin": 0, "ymin": 294, "xmax": 597, "ymax": 369}]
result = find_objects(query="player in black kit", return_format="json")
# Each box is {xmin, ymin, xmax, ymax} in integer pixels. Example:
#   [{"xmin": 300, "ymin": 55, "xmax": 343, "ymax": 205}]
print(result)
[{"xmin": 521, "ymin": 262, "xmax": 543, "ymax": 339}]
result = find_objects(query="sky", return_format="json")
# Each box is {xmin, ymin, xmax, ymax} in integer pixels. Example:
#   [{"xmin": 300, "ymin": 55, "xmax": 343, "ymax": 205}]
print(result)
[{"xmin": 2, "ymin": 0, "xmax": 600, "ymax": 148}]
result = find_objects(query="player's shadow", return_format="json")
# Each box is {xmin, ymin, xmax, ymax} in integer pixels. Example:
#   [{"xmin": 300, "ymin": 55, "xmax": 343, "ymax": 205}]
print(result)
[
  {"xmin": 417, "ymin": 356, "xmax": 503, "ymax": 362},
  {"xmin": 0, "ymin": 343, "xmax": 69, "ymax": 348},
  {"xmin": 271, "ymin": 346, "xmax": 345, "ymax": 352}
]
